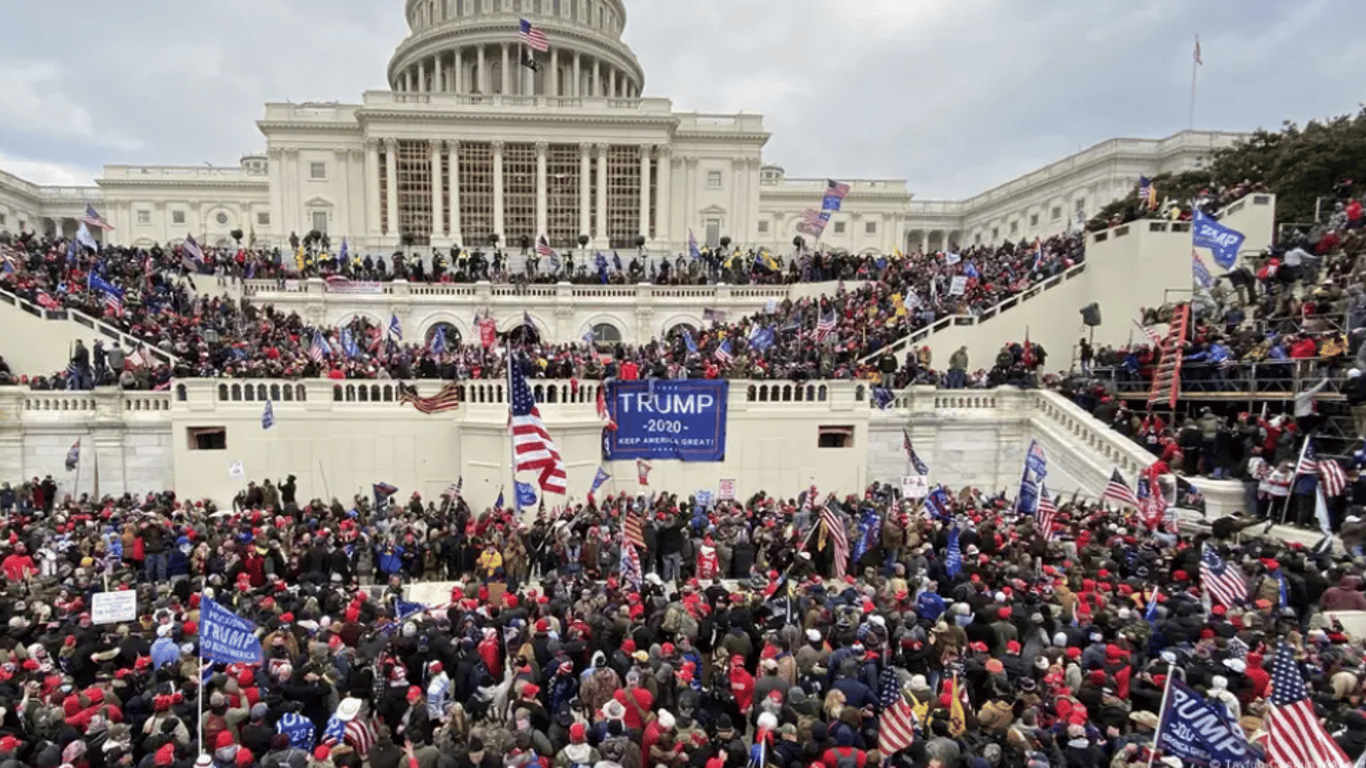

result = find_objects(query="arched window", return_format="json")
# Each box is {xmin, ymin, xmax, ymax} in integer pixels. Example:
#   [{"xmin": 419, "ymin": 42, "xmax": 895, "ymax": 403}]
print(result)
[
  {"xmin": 587, "ymin": 322, "xmax": 622, "ymax": 345},
  {"xmin": 509, "ymin": 319, "xmax": 539, "ymax": 345},
  {"xmin": 425, "ymin": 323, "xmax": 463, "ymax": 352}
]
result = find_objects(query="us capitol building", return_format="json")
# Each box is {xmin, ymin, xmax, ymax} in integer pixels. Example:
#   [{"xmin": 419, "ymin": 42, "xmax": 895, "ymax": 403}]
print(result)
[{"xmin": 0, "ymin": 0, "xmax": 1245, "ymax": 256}]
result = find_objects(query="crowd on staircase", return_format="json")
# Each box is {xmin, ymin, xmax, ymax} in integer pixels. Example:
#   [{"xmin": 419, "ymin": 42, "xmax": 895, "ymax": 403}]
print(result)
[{"xmin": 0, "ymin": 230, "xmax": 1082, "ymax": 388}]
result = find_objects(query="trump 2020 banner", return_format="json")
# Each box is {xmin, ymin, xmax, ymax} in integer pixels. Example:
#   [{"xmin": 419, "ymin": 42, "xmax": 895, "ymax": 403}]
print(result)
[
  {"xmin": 1192, "ymin": 210, "xmax": 1246, "ymax": 270},
  {"xmin": 603, "ymin": 380, "xmax": 728, "ymax": 462},
  {"xmin": 199, "ymin": 596, "xmax": 264, "ymax": 664}
]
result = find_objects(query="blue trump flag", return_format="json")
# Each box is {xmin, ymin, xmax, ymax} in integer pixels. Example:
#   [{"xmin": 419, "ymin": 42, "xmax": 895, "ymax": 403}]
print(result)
[
  {"xmin": 603, "ymin": 379, "xmax": 728, "ymax": 461},
  {"xmin": 515, "ymin": 480, "xmax": 538, "ymax": 508},
  {"xmin": 1192, "ymin": 210, "xmax": 1246, "ymax": 270},
  {"xmin": 1156, "ymin": 677, "xmax": 1260, "ymax": 768},
  {"xmin": 945, "ymin": 527, "xmax": 962, "ymax": 578},
  {"xmin": 199, "ymin": 596, "xmax": 263, "ymax": 664}
]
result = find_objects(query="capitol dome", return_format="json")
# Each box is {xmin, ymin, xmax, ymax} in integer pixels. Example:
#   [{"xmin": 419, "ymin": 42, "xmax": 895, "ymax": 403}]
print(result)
[{"xmin": 388, "ymin": 0, "xmax": 645, "ymax": 98}]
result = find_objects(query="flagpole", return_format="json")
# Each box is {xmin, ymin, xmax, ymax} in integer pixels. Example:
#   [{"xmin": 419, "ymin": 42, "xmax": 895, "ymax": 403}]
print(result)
[
  {"xmin": 505, "ymin": 339, "xmax": 518, "ymax": 520},
  {"xmin": 1188, "ymin": 35, "xmax": 1199, "ymax": 130},
  {"xmin": 1145, "ymin": 662, "xmax": 1178, "ymax": 768},
  {"xmin": 1280, "ymin": 432, "xmax": 1313, "ymax": 526}
]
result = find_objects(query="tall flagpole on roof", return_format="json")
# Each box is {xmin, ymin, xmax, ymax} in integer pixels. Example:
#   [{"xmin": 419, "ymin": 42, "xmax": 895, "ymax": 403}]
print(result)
[{"xmin": 1189, "ymin": 34, "xmax": 1202, "ymax": 130}]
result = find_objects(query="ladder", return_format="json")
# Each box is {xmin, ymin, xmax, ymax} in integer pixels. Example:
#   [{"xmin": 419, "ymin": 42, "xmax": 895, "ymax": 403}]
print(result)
[{"xmin": 1147, "ymin": 303, "xmax": 1190, "ymax": 411}]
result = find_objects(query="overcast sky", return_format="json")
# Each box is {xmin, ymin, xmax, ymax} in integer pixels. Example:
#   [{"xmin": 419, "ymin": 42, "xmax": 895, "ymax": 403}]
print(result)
[{"xmin": 2, "ymin": 0, "xmax": 1362, "ymax": 199}]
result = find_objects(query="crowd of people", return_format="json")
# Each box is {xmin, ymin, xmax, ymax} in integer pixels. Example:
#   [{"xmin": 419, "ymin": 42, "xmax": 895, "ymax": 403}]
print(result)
[
  {"xmin": 1084, "ymin": 180, "xmax": 1270, "ymax": 233},
  {"xmin": 0, "ymin": 471, "xmax": 1361, "ymax": 768},
  {"xmin": 0, "ymin": 231, "xmax": 1084, "ymax": 388}
]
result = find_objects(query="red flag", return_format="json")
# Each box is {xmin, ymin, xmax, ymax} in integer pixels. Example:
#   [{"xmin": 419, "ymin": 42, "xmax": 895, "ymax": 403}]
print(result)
[
  {"xmin": 636, "ymin": 459, "xmax": 651, "ymax": 486},
  {"xmin": 1022, "ymin": 329, "xmax": 1035, "ymax": 368}
]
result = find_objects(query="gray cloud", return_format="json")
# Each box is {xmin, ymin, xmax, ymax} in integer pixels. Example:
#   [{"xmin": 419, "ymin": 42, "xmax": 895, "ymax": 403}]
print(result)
[{"xmin": 2, "ymin": 0, "xmax": 1362, "ymax": 199}]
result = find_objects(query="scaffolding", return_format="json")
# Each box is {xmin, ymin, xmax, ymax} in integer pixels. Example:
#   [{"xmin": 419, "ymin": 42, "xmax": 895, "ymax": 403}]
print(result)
[
  {"xmin": 396, "ymin": 140, "xmax": 433, "ymax": 244},
  {"xmin": 502, "ymin": 143, "xmax": 537, "ymax": 248},
  {"xmin": 547, "ymin": 144, "xmax": 580, "ymax": 247},
  {"xmin": 606, "ymin": 145, "xmax": 641, "ymax": 248},
  {"xmin": 458, "ymin": 142, "xmax": 494, "ymax": 245}
]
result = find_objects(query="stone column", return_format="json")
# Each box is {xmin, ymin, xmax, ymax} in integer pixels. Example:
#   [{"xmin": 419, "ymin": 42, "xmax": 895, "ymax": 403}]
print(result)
[
  {"xmin": 501, "ymin": 44, "xmax": 509, "ymax": 95},
  {"xmin": 550, "ymin": 49, "xmax": 558, "ymax": 96},
  {"xmin": 684, "ymin": 157, "xmax": 698, "ymax": 236},
  {"xmin": 455, "ymin": 50, "xmax": 463, "ymax": 92},
  {"xmin": 638, "ymin": 144, "xmax": 651, "ymax": 240},
  {"xmin": 348, "ymin": 147, "xmax": 365, "ymax": 245},
  {"xmin": 429, "ymin": 139, "xmax": 444, "ymax": 242},
  {"xmin": 448, "ymin": 140, "xmax": 462, "ymax": 245},
  {"xmin": 535, "ymin": 141, "xmax": 549, "ymax": 239},
  {"xmin": 608, "ymin": 68, "xmax": 616, "ymax": 99},
  {"xmin": 492, "ymin": 140, "xmax": 505, "ymax": 241},
  {"xmin": 418, "ymin": 60, "xmax": 426, "ymax": 92},
  {"xmin": 578, "ymin": 143, "xmax": 592, "ymax": 239},
  {"xmin": 283, "ymin": 148, "xmax": 300, "ymax": 235},
  {"xmin": 364, "ymin": 139, "xmax": 380, "ymax": 239},
  {"xmin": 384, "ymin": 139, "xmax": 399, "ymax": 237},
  {"xmin": 655, "ymin": 146, "xmax": 672, "ymax": 246},
  {"xmin": 476, "ymin": 46, "xmax": 485, "ymax": 93},
  {"xmin": 595, "ymin": 143, "xmax": 608, "ymax": 244},
  {"xmin": 434, "ymin": 54, "xmax": 443, "ymax": 92},
  {"xmin": 573, "ymin": 53, "xmax": 581, "ymax": 97},
  {"xmin": 591, "ymin": 59, "xmax": 600, "ymax": 97}
]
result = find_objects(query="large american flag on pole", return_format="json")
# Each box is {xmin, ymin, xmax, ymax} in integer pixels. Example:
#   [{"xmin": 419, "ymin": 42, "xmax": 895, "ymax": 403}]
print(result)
[
  {"xmin": 815, "ymin": 311, "xmax": 837, "ymax": 342},
  {"xmin": 1299, "ymin": 439, "xmax": 1347, "ymax": 497},
  {"xmin": 1268, "ymin": 642, "xmax": 1350, "ymax": 768},
  {"xmin": 878, "ymin": 651, "xmax": 915, "ymax": 756},
  {"xmin": 519, "ymin": 18, "xmax": 549, "ymax": 51},
  {"xmin": 819, "ymin": 503, "xmax": 849, "ymax": 579},
  {"xmin": 510, "ymin": 356, "xmax": 568, "ymax": 494},
  {"xmin": 1101, "ymin": 468, "xmax": 1140, "ymax": 508},
  {"xmin": 82, "ymin": 204, "xmax": 113, "ymax": 230},
  {"xmin": 1036, "ymin": 483, "xmax": 1058, "ymax": 541}
]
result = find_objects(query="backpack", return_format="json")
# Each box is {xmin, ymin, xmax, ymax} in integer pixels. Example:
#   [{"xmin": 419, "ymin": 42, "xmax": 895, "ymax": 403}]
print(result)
[
  {"xmin": 834, "ymin": 749, "xmax": 858, "ymax": 768},
  {"xmin": 470, "ymin": 658, "xmax": 494, "ymax": 688}
]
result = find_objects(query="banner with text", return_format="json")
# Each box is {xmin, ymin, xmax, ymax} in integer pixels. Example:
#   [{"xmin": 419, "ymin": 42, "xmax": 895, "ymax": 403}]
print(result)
[
  {"xmin": 200, "ymin": 596, "xmax": 264, "ymax": 664},
  {"xmin": 603, "ymin": 380, "xmax": 728, "ymax": 462}
]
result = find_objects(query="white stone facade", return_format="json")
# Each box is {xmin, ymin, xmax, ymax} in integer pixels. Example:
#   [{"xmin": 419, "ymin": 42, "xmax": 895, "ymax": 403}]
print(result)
[
  {"xmin": 0, "ymin": 382, "xmax": 1253, "ymax": 522},
  {"xmin": 0, "ymin": 1, "xmax": 1248, "ymax": 257}
]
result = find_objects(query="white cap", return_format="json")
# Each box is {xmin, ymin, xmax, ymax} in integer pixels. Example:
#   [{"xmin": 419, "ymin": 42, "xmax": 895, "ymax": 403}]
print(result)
[{"xmin": 806, "ymin": 629, "xmax": 821, "ymax": 642}]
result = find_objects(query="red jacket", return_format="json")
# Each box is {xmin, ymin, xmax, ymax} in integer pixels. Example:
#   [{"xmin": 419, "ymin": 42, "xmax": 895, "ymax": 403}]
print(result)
[
  {"xmin": 821, "ymin": 747, "xmax": 867, "ymax": 768},
  {"xmin": 729, "ymin": 668, "xmax": 755, "ymax": 714}
]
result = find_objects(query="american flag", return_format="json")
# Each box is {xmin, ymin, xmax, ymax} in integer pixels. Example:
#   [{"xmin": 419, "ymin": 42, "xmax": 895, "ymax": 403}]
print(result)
[
  {"xmin": 1133, "ymin": 319, "xmax": 1162, "ymax": 347},
  {"xmin": 688, "ymin": 229, "xmax": 702, "ymax": 260},
  {"xmin": 82, "ymin": 204, "xmax": 113, "ymax": 230},
  {"xmin": 398, "ymin": 382, "xmax": 462, "ymax": 414},
  {"xmin": 308, "ymin": 332, "xmax": 327, "ymax": 363},
  {"xmin": 1101, "ymin": 468, "xmax": 1140, "ymax": 508},
  {"xmin": 619, "ymin": 541, "xmax": 642, "ymax": 590},
  {"xmin": 1268, "ymin": 642, "xmax": 1350, "ymax": 768},
  {"xmin": 879, "ymin": 651, "xmax": 915, "ymax": 756},
  {"xmin": 801, "ymin": 483, "xmax": 817, "ymax": 516},
  {"xmin": 104, "ymin": 292, "xmax": 123, "ymax": 316},
  {"xmin": 509, "ymin": 356, "xmax": 568, "ymax": 494},
  {"xmin": 1299, "ymin": 440, "xmax": 1347, "ymax": 497},
  {"xmin": 636, "ymin": 459, "xmax": 651, "ymax": 486},
  {"xmin": 714, "ymin": 340, "xmax": 733, "ymax": 363},
  {"xmin": 444, "ymin": 476, "xmax": 463, "ymax": 500},
  {"xmin": 1192, "ymin": 251, "xmax": 1214, "ymax": 291},
  {"xmin": 321, "ymin": 715, "xmax": 377, "ymax": 757},
  {"xmin": 182, "ymin": 235, "xmax": 204, "ymax": 271},
  {"xmin": 815, "ymin": 310, "xmax": 837, "ymax": 342},
  {"xmin": 827, "ymin": 179, "xmax": 851, "ymax": 199},
  {"xmin": 596, "ymin": 385, "xmax": 617, "ymax": 430},
  {"xmin": 1200, "ymin": 543, "xmax": 1247, "ymax": 607},
  {"xmin": 903, "ymin": 429, "xmax": 929, "ymax": 475},
  {"xmin": 819, "ymin": 503, "xmax": 849, "ymax": 579},
  {"xmin": 1036, "ymin": 483, "xmax": 1058, "ymax": 541},
  {"xmin": 623, "ymin": 507, "xmax": 646, "ymax": 550},
  {"xmin": 536, "ymin": 234, "xmax": 555, "ymax": 260},
  {"xmin": 1138, "ymin": 176, "xmax": 1157, "ymax": 207},
  {"xmin": 519, "ymin": 18, "xmax": 549, "ymax": 51},
  {"xmin": 799, "ymin": 209, "xmax": 825, "ymax": 226}
]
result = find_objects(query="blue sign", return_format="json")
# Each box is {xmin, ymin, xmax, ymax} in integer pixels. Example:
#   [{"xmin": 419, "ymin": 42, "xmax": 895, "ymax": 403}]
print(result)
[
  {"xmin": 1192, "ymin": 210, "xmax": 1246, "ymax": 270},
  {"xmin": 603, "ymin": 380, "xmax": 728, "ymax": 462},
  {"xmin": 199, "ymin": 596, "xmax": 263, "ymax": 664},
  {"xmin": 1157, "ymin": 678, "xmax": 1260, "ymax": 767}
]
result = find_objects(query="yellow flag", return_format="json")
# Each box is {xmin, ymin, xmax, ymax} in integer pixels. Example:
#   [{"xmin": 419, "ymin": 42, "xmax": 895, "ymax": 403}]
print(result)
[
  {"xmin": 294, "ymin": 245, "xmax": 306, "ymax": 271},
  {"xmin": 949, "ymin": 674, "xmax": 967, "ymax": 736},
  {"xmin": 908, "ymin": 689, "xmax": 928, "ymax": 726},
  {"xmin": 892, "ymin": 293, "xmax": 908, "ymax": 318}
]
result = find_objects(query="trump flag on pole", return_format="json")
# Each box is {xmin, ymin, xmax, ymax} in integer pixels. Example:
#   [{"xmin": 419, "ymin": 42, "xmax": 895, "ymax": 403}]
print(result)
[{"xmin": 199, "ymin": 596, "xmax": 264, "ymax": 664}]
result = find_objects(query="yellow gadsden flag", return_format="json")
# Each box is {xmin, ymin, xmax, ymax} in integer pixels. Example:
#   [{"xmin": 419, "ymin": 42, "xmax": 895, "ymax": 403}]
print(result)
[{"xmin": 949, "ymin": 674, "xmax": 967, "ymax": 737}]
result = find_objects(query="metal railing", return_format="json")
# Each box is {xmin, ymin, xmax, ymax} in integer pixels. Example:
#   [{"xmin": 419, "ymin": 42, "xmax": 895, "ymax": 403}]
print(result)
[
  {"xmin": 0, "ymin": 285, "xmax": 180, "ymax": 367},
  {"xmin": 1086, "ymin": 358, "xmax": 1348, "ymax": 399}
]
